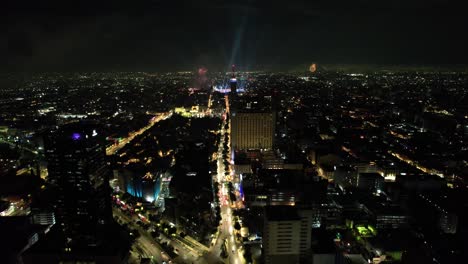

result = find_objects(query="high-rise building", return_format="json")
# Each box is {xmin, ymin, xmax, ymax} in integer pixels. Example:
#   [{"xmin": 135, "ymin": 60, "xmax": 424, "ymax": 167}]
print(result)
[
  {"xmin": 43, "ymin": 123, "xmax": 112, "ymax": 247},
  {"xmin": 298, "ymin": 209, "xmax": 313, "ymax": 258},
  {"xmin": 230, "ymin": 64, "xmax": 237, "ymax": 94},
  {"xmin": 231, "ymin": 112, "xmax": 275, "ymax": 150},
  {"xmin": 230, "ymin": 78, "xmax": 237, "ymax": 94},
  {"xmin": 22, "ymin": 123, "xmax": 129, "ymax": 264},
  {"xmin": 263, "ymin": 206, "xmax": 312, "ymax": 264}
]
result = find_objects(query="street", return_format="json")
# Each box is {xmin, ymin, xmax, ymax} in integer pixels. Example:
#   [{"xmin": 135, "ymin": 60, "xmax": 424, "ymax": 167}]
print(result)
[
  {"xmin": 112, "ymin": 94, "xmax": 245, "ymax": 264},
  {"xmin": 208, "ymin": 95, "xmax": 245, "ymax": 264},
  {"xmin": 106, "ymin": 112, "xmax": 173, "ymax": 155}
]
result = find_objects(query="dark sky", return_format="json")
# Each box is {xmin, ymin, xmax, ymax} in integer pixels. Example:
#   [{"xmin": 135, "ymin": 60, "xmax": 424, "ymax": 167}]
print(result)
[{"xmin": 2, "ymin": 0, "xmax": 468, "ymax": 72}]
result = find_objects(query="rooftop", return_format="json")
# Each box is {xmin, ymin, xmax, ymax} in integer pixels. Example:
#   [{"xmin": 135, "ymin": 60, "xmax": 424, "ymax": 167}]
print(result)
[{"xmin": 265, "ymin": 205, "xmax": 300, "ymax": 221}]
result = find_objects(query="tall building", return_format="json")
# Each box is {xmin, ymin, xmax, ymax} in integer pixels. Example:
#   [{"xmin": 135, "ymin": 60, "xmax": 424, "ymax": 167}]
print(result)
[
  {"xmin": 231, "ymin": 112, "xmax": 275, "ymax": 150},
  {"xmin": 263, "ymin": 206, "xmax": 312, "ymax": 264},
  {"xmin": 22, "ymin": 123, "xmax": 129, "ymax": 264},
  {"xmin": 43, "ymin": 123, "xmax": 112, "ymax": 247},
  {"xmin": 230, "ymin": 78, "xmax": 238, "ymax": 94},
  {"xmin": 298, "ymin": 209, "xmax": 313, "ymax": 258},
  {"xmin": 230, "ymin": 64, "xmax": 237, "ymax": 94},
  {"xmin": 356, "ymin": 172, "xmax": 385, "ymax": 192}
]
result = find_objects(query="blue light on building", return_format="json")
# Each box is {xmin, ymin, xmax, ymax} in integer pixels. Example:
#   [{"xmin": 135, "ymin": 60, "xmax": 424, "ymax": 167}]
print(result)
[{"xmin": 124, "ymin": 171, "xmax": 161, "ymax": 203}]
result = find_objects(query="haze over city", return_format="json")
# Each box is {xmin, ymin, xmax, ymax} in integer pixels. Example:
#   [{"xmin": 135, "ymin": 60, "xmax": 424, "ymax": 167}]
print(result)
[{"xmin": 3, "ymin": 0, "xmax": 468, "ymax": 72}]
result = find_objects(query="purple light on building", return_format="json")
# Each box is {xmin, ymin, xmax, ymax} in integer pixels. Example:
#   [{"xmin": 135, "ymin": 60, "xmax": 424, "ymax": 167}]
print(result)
[{"xmin": 72, "ymin": 133, "xmax": 81, "ymax": 140}]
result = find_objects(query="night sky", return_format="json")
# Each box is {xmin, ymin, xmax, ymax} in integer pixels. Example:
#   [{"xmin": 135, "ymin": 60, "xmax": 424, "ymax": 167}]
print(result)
[{"xmin": 2, "ymin": 0, "xmax": 468, "ymax": 72}]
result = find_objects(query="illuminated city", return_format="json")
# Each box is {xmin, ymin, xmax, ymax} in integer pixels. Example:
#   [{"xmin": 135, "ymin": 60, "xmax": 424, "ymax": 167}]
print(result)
[{"xmin": 1, "ymin": 1, "xmax": 468, "ymax": 264}]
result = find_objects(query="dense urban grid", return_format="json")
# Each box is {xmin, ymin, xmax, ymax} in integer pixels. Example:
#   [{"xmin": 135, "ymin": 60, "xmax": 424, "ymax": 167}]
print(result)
[{"xmin": 0, "ymin": 67, "xmax": 467, "ymax": 264}]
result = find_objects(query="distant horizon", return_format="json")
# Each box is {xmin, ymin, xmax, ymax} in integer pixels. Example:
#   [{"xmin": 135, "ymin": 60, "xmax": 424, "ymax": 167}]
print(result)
[{"xmin": 2, "ymin": 63, "xmax": 468, "ymax": 75}]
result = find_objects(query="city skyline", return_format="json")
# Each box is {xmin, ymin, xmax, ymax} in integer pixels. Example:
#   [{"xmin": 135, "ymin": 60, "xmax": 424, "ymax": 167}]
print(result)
[
  {"xmin": 1, "ymin": 68, "xmax": 467, "ymax": 263},
  {"xmin": 1, "ymin": 1, "xmax": 468, "ymax": 264}
]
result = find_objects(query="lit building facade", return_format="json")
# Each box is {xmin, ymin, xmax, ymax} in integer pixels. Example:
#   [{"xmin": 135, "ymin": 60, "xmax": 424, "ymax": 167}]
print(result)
[
  {"xmin": 121, "ymin": 170, "xmax": 162, "ymax": 203},
  {"xmin": 263, "ymin": 206, "xmax": 312, "ymax": 264},
  {"xmin": 31, "ymin": 209, "xmax": 56, "ymax": 226},
  {"xmin": 231, "ymin": 112, "xmax": 275, "ymax": 150}
]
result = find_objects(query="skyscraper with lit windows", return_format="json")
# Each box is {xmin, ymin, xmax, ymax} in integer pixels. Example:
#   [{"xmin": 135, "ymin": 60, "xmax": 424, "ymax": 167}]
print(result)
[{"xmin": 231, "ymin": 112, "xmax": 275, "ymax": 150}]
